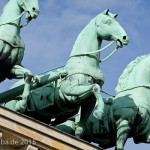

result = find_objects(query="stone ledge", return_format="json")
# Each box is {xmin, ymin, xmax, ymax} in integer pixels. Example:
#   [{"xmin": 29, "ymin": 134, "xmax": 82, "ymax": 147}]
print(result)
[{"xmin": 0, "ymin": 106, "xmax": 104, "ymax": 150}]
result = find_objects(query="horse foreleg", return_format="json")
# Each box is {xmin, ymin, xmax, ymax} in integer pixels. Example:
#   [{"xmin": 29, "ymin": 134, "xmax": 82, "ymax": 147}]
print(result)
[
  {"xmin": 115, "ymin": 120, "xmax": 131, "ymax": 150},
  {"xmin": 60, "ymin": 82, "xmax": 102, "ymax": 137},
  {"xmin": 61, "ymin": 83, "xmax": 104, "ymax": 119},
  {"xmin": 10, "ymin": 65, "xmax": 33, "ymax": 112},
  {"xmin": 18, "ymin": 72, "xmax": 33, "ymax": 111},
  {"xmin": 92, "ymin": 84, "xmax": 104, "ymax": 120},
  {"xmin": 75, "ymin": 96, "xmax": 96, "ymax": 138}
]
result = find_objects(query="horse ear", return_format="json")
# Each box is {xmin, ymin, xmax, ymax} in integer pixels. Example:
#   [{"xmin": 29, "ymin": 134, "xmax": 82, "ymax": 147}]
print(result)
[
  {"xmin": 103, "ymin": 9, "xmax": 109, "ymax": 15},
  {"xmin": 114, "ymin": 14, "xmax": 118, "ymax": 18}
]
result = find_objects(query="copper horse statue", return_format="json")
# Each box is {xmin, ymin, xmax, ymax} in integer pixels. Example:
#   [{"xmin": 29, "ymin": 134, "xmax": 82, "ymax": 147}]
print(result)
[
  {"xmin": 4, "ymin": 9, "xmax": 129, "ymax": 138},
  {"xmin": 0, "ymin": 0, "xmax": 39, "ymax": 112}
]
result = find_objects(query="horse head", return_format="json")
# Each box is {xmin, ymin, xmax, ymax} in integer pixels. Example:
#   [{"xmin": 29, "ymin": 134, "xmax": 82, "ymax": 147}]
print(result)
[
  {"xmin": 95, "ymin": 9, "xmax": 129, "ymax": 48},
  {"xmin": 16, "ymin": 0, "xmax": 39, "ymax": 20}
]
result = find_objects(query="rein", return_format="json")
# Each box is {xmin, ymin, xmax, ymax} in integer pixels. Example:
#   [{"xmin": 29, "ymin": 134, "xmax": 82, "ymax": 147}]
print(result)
[
  {"xmin": 100, "ymin": 47, "xmax": 119, "ymax": 63},
  {"xmin": 83, "ymin": 41, "xmax": 119, "ymax": 63},
  {"xmin": 0, "ymin": 11, "xmax": 31, "ymax": 28},
  {"xmin": 70, "ymin": 41, "xmax": 119, "ymax": 63},
  {"xmin": 85, "ymin": 41, "xmax": 115, "ymax": 54},
  {"xmin": 101, "ymin": 84, "xmax": 150, "ymax": 98},
  {"xmin": 116, "ymin": 84, "xmax": 150, "ymax": 95},
  {"xmin": 101, "ymin": 90, "xmax": 115, "ymax": 97}
]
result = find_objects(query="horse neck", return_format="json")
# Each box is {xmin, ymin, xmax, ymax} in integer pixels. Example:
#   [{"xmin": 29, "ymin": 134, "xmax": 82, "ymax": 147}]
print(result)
[
  {"xmin": 0, "ymin": 0, "xmax": 23, "ymax": 36},
  {"xmin": 116, "ymin": 55, "xmax": 150, "ymax": 93},
  {"xmin": 70, "ymin": 19, "xmax": 102, "ymax": 57}
]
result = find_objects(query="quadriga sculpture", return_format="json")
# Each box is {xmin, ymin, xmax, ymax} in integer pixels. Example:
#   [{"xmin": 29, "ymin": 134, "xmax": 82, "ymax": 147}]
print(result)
[
  {"xmin": 0, "ymin": 0, "xmax": 39, "ymax": 112},
  {"xmin": 55, "ymin": 55, "xmax": 150, "ymax": 150},
  {"xmin": 4, "ymin": 9, "xmax": 129, "ymax": 138}
]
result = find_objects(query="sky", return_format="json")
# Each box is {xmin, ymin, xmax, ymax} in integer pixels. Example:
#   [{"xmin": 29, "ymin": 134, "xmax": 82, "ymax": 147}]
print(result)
[{"xmin": 0, "ymin": 0, "xmax": 150, "ymax": 149}]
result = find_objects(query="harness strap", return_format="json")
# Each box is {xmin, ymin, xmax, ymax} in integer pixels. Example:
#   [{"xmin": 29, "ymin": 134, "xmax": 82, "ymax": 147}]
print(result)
[
  {"xmin": 82, "ymin": 41, "xmax": 115, "ymax": 55},
  {"xmin": 0, "ymin": 34, "xmax": 25, "ymax": 48},
  {"xmin": 117, "ymin": 84, "xmax": 150, "ymax": 94},
  {"xmin": 100, "ymin": 47, "xmax": 119, "ymax": 63},
  {"xmin": 0, "ymin": 11, "xmax": 31, "ymax": 28},
  {"xmin": 69, "ymin": 41, "xmax": 119, "ymax": 63},
  {"xmin": 101, "ymin": 90, "xmax": 115, "ymax": 97},
  {"xmin": 0, "ymin": 12, "xmax": 24, "ymax": 26},
  {"xmin": 20, "ymin": 18, "xmax": 32, "ymax": 28},
  {"xmin": 70, "ymin": 41, "xmax": 115, "ymax": 58},
  {"xmin": 101, "ymin": 84, "xmax": 150, "ymax": 98}
]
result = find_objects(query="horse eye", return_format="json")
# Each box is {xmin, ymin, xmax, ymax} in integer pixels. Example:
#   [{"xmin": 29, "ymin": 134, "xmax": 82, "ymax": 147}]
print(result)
[{"xmin": 106, "ymin": 19, "xmax": 112, "ymax": 25}]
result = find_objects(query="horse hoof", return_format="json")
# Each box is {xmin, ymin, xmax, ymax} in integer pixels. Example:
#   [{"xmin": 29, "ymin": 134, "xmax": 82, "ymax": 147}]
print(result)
[
  {"xmin": 75, "ymin": 126, "xmax": 83, "ymax": 138},
  {"xmin": 15, "ymin": 101, "xmax": 26, "ymax": 113},
  {"xmin": 93, "ymin": 110, "xmax": 103, "ymax": 120}
]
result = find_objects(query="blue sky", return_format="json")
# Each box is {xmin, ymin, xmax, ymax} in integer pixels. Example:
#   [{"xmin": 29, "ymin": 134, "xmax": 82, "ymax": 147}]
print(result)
[{"xmin": 0, "ymin": 0, "xmax": 150, "ymax": 149}]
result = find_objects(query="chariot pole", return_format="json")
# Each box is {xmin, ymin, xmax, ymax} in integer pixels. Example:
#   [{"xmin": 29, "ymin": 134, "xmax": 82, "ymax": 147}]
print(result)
[{"xmin": 0, "ymin": 66, "xmax": 66, "ymax": 103}]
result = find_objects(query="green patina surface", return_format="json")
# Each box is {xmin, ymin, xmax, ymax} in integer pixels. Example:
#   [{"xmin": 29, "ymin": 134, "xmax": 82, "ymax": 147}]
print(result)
[
  {"xmin": 55, "ymin": 55, "xmax": 150, "ymax": 150},
  {"xmin": 0, "ymin": 0, "xmax": 39, "ymax": 112},
  {"xmin": 0, "ymin": 4, "xmax": 138, "ymax": 149}
]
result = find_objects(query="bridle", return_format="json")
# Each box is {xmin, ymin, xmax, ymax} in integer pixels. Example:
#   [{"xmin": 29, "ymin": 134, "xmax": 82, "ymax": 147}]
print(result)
[
  {"xmin": 70, "ymin": 41, "xmax": 120, "ymax": 63},
  {"xmin": 0, "ymin": 1, "xmax": 33, "ymax": 28},
  {"xmin": 0, "ymin": 12, "xmax": 32, "ymax": 28},
  {"xmin": 70, "ymin": 16, "xmax": 121, "ymax": 62}
]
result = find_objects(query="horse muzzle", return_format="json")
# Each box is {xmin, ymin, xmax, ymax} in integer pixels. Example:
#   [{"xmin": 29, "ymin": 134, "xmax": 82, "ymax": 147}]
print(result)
[
  {"xmin": 122, "ymin": 35, "xmax": 129, "ymax": 45},
  {"xmin": 116, "ymin": 36, "xmax": 129, "ymax": 48},
  {"xmin": 26, "ymin": 9, "xmax": 39, "ymax": 20},
  {"xmin": 111, "ymin": 34, "xmax": 129, "ymax": 48}
]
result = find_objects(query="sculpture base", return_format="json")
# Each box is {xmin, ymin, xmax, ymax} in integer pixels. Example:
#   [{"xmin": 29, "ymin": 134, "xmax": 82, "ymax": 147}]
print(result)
[{"xmin": 0, "ymin": 106, "xmax": 104, "ymax": 150}]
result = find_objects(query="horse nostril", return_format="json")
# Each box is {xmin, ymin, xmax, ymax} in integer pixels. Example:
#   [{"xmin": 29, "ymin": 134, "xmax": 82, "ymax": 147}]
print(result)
[
  {"xmin": 123, "ymin": 36, "xmax": 126, "ymax": 40},
  {"xmin": 32, "ymin": 7, "xmax": 36, "ymax": 11}
]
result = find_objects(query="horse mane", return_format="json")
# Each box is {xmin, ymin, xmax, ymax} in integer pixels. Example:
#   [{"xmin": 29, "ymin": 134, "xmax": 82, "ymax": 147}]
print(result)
[
  {"xmin": 115, "ymin": 54, "xmax": 150, "ymax": 93},
  {"xmin": 72, "ymin": 18, "xmax": 96, "ymax": 51}
]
